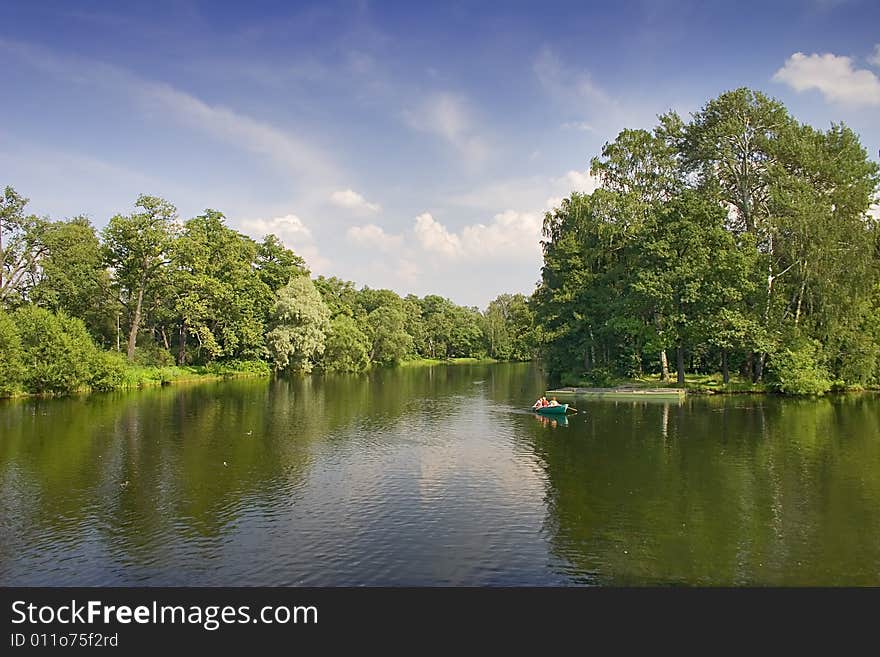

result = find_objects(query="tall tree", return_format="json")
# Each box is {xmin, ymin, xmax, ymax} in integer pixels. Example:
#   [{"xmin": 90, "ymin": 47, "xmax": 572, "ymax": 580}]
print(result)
[
  {"xmin": 102, "ymin": 195, "xmax": 178, "ymax": 360},
  {"xmin": 265, "ymin": 275, "xmax": 330, "ymax": 373}
]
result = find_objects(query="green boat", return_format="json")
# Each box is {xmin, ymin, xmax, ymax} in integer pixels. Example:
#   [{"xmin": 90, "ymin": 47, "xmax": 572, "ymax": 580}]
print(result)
[{"xmin": 533, "ymin": 403, "xmax": 569, "ymax": 415}]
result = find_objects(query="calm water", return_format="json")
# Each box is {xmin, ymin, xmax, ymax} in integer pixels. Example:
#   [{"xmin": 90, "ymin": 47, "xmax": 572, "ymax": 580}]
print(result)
[{"xmin": 1, "ymin": 362, "xmax": 879, "ymax": 586}]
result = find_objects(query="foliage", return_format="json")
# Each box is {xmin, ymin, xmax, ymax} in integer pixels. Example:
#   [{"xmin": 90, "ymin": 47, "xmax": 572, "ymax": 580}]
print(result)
[
  {"xmin": 534, "ymin": 87, "xmax": 880, "ymax": 394},
  {"xmin": 323, "ymin": 315, "xmax": 371, "ymax": 373},
  {"xmin": 769, "ymin": 339, "xmax": 832, "ymax": 395},
  {"xmin": 13, "ymin": 306, "xmax": 100, "ymax": 394},
  {"xmin": 0, "ymin": 310, "xmax": 23, "ymax": 396},
  {"xmin": 266, "ymin": 275, "xmax": 331, "ymax": 373}
]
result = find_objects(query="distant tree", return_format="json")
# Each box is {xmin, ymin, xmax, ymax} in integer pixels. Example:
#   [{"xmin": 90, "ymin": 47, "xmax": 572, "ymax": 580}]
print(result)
[
  {"xmin": 365, "ymin": 305, "xmax": 413, "ymax": 365},
  {"xmin": 265, "ymin": 275, "xmax": 330, "ymax": 373}
]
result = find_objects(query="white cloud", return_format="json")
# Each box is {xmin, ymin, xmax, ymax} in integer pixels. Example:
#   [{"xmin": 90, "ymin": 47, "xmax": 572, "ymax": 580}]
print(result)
[
  {"xmin": 870, "ymin": 45, "xmax": 880, "ymax": 68},
  {"xmin": 560, "ymin": 170, "xmax": 602, "ymax": 195},
  {"xmin": 460, "ymin": 210, "xmax": 543, "ymax": 258},
  {"xmin": 773, "ymin": 51, "xmax": 880, "ymax": 107},
  {"xmin": 330, "ymin": 189, "xmax": 381, "ymax": 213},
  {"xmin": 413, "ymin": 212, "xmax": 463, "ymax": 257},
  {"xmin": 239, "ymin": 214, "xmax": 330, "ymax": 273},
  {"xmin": 404, "ymin": 93, "xmax": 489, "ymax": 165},
  {"xmin": 346, "ymin": 223, "xmax": 402, "ymax": 251},
  {"xmin": 868, "ymin": 204, "xmax": 880, "ymax": 222}
]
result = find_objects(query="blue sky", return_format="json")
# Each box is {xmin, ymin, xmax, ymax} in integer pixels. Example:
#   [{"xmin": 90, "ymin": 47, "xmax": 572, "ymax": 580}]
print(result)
[{"xmin": 2, "ymin": 0, "xmax": 879, "ymax": 307}]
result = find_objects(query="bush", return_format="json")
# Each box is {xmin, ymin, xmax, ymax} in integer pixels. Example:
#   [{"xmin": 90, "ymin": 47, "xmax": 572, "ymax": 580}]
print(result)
[
  {"xmin": 770, "ymin": 339, "xmax": 832, "ymax": 395},
  {"xmin": 0, "ymin": 310, "xmax": 23, "ymax": 396},
  {"xmin": 133, "ymin": 343, "xmax": 176, "ymax": 367},
  {"xmin": 13, "ymin": 306, "xmax": 97, "ymax": 393},
  {"xmin": 89, "ymin": 350, "xmax": 128, "ymax": 391}
]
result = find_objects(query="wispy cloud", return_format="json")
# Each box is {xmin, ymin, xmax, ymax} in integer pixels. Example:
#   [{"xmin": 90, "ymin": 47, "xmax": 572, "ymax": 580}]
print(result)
[
  {"xmin": 773, "ymin": 51, "xmax": 880, "ymax": 107},
  {"xmin": 0, "ymin": 38, "xmax": 340, "ymax": 182},
  {"xmin": 534, "ymin": 47, "xmax": 614, "ymax": 109},
  {"xmin": 404, "ymin": 93, "xmax": 490, "ymax": 166},
  {"xmin": 870, "ymin": 44, "xmax": 880, "ymax": 68}
]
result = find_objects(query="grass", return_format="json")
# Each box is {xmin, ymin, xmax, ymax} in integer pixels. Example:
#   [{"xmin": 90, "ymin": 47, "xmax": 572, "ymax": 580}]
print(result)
[
  {"xmin": 399, "ymin": 356, "xmax": 499, "ymax": 368},
  {"xmin": 560, "ymin": 371, "xmax": 772, "ymax": 394},
  {"xmin": 120, "ymin": 360, "xmax": 271, "ymax": 389}
]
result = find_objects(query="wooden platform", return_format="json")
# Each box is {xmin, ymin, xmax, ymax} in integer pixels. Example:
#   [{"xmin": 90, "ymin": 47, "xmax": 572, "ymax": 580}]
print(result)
[{"xmin": 546, "ymin": 387, "xmax": 686, "ymax": 400}]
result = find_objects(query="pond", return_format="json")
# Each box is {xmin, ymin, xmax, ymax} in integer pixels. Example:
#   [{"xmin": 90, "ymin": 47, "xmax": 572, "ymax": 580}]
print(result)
[{"xmin": 1, "ymin": 362, "xmax": 878, "ymax": 585}]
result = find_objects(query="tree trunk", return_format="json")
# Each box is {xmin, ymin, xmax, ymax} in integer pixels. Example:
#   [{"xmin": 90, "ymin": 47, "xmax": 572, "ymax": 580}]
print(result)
[
  {"xmin": 126, "ymin": 282, "xmax": 145, "ymax": 361},
  {"xmin": 755, "ymin": 352, "xmax": 765, "ymax": 383},
  {"xmin": 743, "ymin": 351, "xmax": 753, "ymax": 380},
  {"xmin": 676, "ymin": 344, "xmax": 685, "ymax": 385},
  {"xmin": 584, "ymin": 347, "xmax": 591, "ymax": 372},
  {"xmin": 177, "ymin": 322, "xmax": 187, "ymax": 365},
  {"xmin": 660, "ymin": 349, "xmax": 669, "ymax": 382},
  {"xmin": 721, "ymin": 349, "xmax": 730, "ymax": 384}
]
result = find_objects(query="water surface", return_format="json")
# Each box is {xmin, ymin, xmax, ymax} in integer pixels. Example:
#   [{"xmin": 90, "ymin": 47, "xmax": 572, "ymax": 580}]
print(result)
[{"xmin": 1, "ymin": 363, "xmax": 879, "ymax": 585}]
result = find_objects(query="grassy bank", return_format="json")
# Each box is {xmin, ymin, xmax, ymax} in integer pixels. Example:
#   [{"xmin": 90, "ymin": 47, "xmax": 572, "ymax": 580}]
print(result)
[
  {"xmin": 120, "ymin": 360, "xmax": 272, "ymax": 388},
  {"xmin": 558, "ymin": 372, "xmax": 773, "ymax": 394},
  {"xmin": 399, "ymin": 357, "xmax": 500, "ymax": 368},
  {"xmin": 1, "ymin": 360, "xmax": 271, "ymax": 399}
]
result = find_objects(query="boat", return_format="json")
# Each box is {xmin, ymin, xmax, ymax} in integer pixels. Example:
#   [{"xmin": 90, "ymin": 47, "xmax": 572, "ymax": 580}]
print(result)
[{"xmin": 533, "ymin": 403, "xmax": 569, "ymax": 415}]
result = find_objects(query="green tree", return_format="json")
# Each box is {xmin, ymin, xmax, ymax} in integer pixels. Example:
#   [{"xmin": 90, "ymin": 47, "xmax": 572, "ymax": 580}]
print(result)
[
  {"xmin": 171, "ymin": 210, "xmax": 269, "ymax": 363},
  {"xmin": 30, "ymin": 216, "xmax": 115, "ymax": 344},
  {"xmin": 13, "ymin": 306, "xmax": 99, "ymax": 394},
  {"xmin": 323, "ymin": 314, "xmax": 370, "ymax": 373},
  {"xmin": 365, "ymin": 305, "xmax": 413, "ymax": 366},
  {"xmin": 0, "ymin": 186, "xmax": 48, "ymax": 306},
  {"xmin": 265, "ymin": 275, "xmax": 330, "ymax": 373},
  {"xmin": 102, "ymin": 195, "xmax": 178, "ymax": 360},
  {"xmin": 255, "ymin": 234, "xmax": 308, "ymax": 292},
  {"xmin": 0, "ymin": 309, "xmax": 23, "ymax": 395}
]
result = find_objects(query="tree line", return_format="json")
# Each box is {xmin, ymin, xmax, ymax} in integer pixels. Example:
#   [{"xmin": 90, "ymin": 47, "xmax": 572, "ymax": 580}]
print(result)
[
  {"xmin": 0, "ymin": 189, "xmax": 536, "ymax": 395},
  {"xmin": 534, "ymin": 88, "xmax": 880, "ymax": 394}
]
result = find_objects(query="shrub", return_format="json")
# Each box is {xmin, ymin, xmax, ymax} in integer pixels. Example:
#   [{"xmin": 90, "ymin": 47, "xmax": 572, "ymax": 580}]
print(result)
[
  {"xmin": 769, "ymin": 339, "xmax": 832, "ymax": 395},
  {"xmin": 13, "ymin": 306, "xmax": 96, "ymax": 393},
  {"xmin": 0, "ymin": 310, "xmax": 23, "ymax": 396},
  {"xmin": 89, "ymin": 350, "xmax": 128, "ymax": 391}
]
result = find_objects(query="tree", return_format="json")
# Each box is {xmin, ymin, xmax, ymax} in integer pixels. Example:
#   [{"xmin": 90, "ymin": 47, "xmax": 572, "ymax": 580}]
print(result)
[
  {"xmin": 365, "ymin": 305, "xmax": 413, "ymax": 366},
  {"xmin": 12, "ymin": 306, "xmax": 99, "ymax": 394},
  {"xmin": 0, "ymin": 186, "xmax": 48, "ymax": 305},
  {"xmin": 255, "ymin": 234, "xmax": 308, "ymax": 293},
  {"xmin": 30, "ymin": 216, "xmax": 115, "ymax": 344},
  {"xmin": 0, "ymin": 310, "xmax": 22, "ymax": 395},
  {"xmin": 102, "ymin": 195, "xmax": 178, "ymax": 360},
  {"xmin": 265, "ymin": 275, "xmax": 330, "ymax": 373},
  {"xmin": 323, "ymin": 314, "xmax": 370, "ymax": 373},
  {"xmin": 171, "ymin": 210, "xmax": 269, "ymax": 363}
]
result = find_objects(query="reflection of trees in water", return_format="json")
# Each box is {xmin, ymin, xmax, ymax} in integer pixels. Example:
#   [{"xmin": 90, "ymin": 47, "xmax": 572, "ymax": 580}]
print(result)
[
  {"xmin": 531, "ymin": 395, "xmax": 880, "ymax": 585},
  {"xmin": 0, "ymin": 363, "xmax": 533, "ymax": 579}
]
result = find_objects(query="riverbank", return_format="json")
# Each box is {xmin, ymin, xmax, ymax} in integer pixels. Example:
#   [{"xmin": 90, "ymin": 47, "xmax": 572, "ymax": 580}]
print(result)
[
  {"xmin": 399, "ymin": 357, "xmax": 500, "ymax": 368},
  {"xmin": 0, "ymin": 360, "xmax": 272, "ymax": 399},
  {"xmin": 557, "ymin": 372, "xmax": 774, "ymax": 395}
]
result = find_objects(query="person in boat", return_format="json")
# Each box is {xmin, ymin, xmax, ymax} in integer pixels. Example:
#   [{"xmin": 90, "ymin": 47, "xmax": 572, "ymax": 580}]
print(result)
[
  {"xmin": 532, "ymin": 397, "xmax": 543, "ymax": 410},
  {"xmin": 548, "ymin": 397, "xmax": 559, "ymax": 407},
  {"xmin": 541, "ymin": 396, "xmax": 549, "ymax": 407}
]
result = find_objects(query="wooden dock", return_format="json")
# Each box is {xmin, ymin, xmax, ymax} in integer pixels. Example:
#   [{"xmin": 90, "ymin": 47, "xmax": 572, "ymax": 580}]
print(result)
[{"xmin": 546, "ymin": 387, "xmax": 686, "ymax": 401}]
